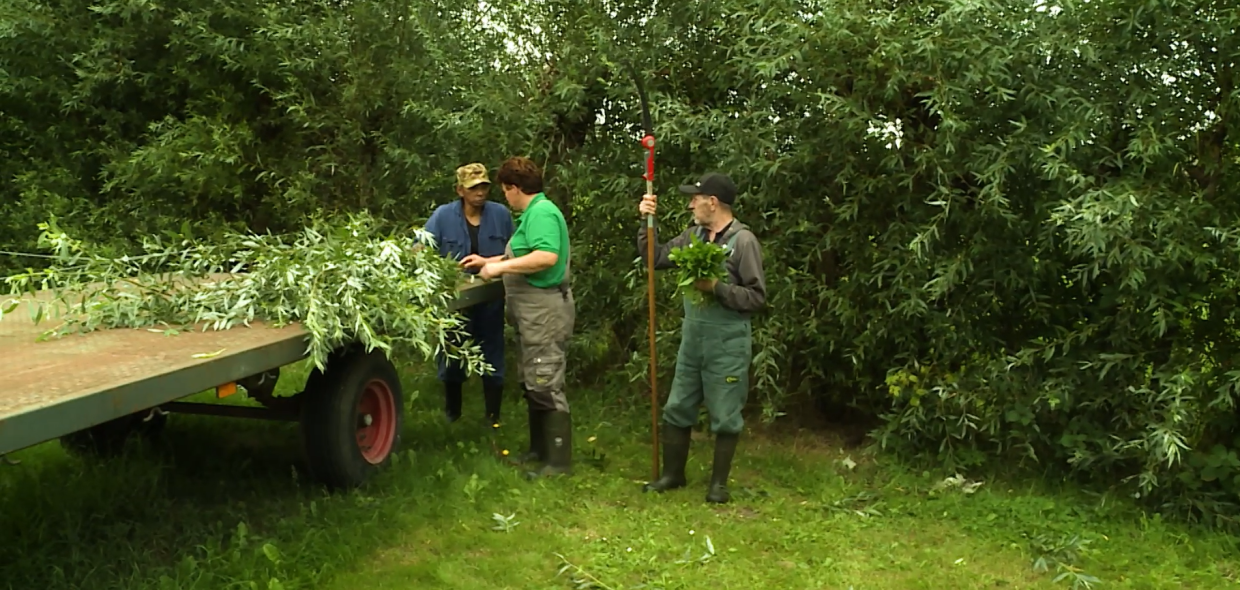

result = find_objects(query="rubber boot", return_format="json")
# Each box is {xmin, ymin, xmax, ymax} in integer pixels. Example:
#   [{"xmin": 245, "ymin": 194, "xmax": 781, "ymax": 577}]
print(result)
[
  {"xmin": 527, "ymin": 410, "xmax": 572, "ymax": 478},
  {"xmin": 443, "ymin": 381, "xmax": 463, "ymax": 423},
  {"xmin": 643, "ymin": 424, "xmax": 691, "ymax": 493},
  {"xmin": 705, "ymin": 433, "xmax": 739, "ymax": 504},
  {"xmin": 520, "ymin": 407, "xmax": 548, "ymax": 463},
  {"xmin": 483, "ymin": 381, "xmax": 503, "ymax": 427},
  {"xmin": 516, "ymin": 383, "xmax": 546, "ymax": 463}
]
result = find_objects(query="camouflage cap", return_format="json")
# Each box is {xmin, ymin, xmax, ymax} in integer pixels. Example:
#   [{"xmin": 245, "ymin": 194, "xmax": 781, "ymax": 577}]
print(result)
[{"xmin": 456, "ymin": 163, "xmax": 491, "ymax": 189}]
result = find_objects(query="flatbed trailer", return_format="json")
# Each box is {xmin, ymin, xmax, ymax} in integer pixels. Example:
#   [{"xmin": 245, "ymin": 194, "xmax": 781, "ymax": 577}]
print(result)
[{"xmin": 0, "ymin": 275, "xmax": 504, "ymax": 489}]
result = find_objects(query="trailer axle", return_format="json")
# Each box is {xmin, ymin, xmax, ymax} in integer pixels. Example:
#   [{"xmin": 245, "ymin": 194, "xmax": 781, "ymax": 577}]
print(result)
[{"xmin": 161, "ymin": 401, "xmax": 300, "ymax": 422}]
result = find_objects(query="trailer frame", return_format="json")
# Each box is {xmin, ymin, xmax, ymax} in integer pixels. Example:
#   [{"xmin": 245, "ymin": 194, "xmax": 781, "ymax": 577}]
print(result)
[{"xmin": 0, "ymin": 274, "xmax": 504, "ymax": 489}]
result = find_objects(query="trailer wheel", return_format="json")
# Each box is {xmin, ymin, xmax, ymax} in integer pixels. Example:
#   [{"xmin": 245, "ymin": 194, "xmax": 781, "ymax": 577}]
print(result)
[{"xmin": 299, "ymin": 347, "xmax": 403, "ymax": 489}]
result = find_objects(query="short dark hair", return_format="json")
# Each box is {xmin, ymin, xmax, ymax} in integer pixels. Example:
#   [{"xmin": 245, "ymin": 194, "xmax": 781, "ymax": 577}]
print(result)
[{"xmin": 497, "ymin": 156, "xmax": 544, "ymax": 194}]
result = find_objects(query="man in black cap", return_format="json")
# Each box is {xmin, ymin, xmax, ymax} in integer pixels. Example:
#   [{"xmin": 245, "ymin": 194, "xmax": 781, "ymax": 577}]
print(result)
[{"xmin": 636, "ymin": 171, "xmax": 767, "ymax": 504}]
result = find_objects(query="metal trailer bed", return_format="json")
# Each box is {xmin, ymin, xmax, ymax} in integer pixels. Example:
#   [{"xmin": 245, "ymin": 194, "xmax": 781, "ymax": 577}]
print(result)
[{"xmin": 0, "ymin": 276, "xmax": 504, "ymax": 489}]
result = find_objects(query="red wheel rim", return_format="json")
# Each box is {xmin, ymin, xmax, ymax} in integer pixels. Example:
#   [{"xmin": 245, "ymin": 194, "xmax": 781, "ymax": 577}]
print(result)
[{"xmin": 355, "ymin": 379, "xmax": 397, "ymax": 464}]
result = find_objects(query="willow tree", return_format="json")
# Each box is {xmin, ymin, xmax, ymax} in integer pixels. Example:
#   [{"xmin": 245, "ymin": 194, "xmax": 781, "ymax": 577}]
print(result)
[{"xmin": 4, "ymin": 0, "xmax": 1240, "ymax": 521}]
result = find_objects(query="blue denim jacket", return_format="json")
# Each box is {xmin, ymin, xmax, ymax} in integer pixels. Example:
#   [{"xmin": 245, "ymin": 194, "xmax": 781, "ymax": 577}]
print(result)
[{"xmin": 424, "ymin": 200, "xmax": 515, "ymax": 270}]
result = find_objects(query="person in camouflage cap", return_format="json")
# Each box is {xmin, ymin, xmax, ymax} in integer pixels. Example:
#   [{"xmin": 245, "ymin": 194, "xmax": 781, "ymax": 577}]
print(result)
[{"xmin": 423, "ymin": 163, "xmax": 515, "ymax": 426}]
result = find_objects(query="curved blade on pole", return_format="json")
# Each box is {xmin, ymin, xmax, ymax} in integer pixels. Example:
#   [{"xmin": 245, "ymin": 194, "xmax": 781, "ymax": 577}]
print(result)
[
  {"xmin": 628, "ymin": 64, "xmax": 660, "ymax": 482},
  {"xmin": 631, "ymin": 69, "xmax": 656, "ymax": 189}
]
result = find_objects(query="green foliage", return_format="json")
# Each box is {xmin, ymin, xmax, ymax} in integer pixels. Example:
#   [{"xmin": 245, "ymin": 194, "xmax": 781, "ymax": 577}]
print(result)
[
  {"xmin": 666, "ymin": 232, "xmax": 729, "ymax": 306},
  {"xmin": 0, "ymin": 0, "xmax": 533, "ymax": 273},
  {"xmin": 1030, "ymin": 533, "xmax": 1101, "ymax": 590},
  {"xmin": 4, "ymin": 0, "xmax": 1240, "ymax": 522},
  {"xmin": 1, "ymin": 214, "xmax": 489, "ymax": 375}
]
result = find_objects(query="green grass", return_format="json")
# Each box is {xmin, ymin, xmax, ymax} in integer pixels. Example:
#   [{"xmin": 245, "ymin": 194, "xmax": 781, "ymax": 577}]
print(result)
[{"xmin": 1, "ymin": 360, "xmax": 1239, "ymax": 589}]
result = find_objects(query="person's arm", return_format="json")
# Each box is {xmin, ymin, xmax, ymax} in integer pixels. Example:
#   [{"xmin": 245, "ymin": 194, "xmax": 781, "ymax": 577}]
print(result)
[
  {"xmin": 712, "ymin": 232, "xmax": 766, "ymax": 312},
  {"xmin": 484, "ymin": 211, "xmax": 561, "ymax": 277},
  {"xmin": 491, "ymin": 250, "xmax": 557, "ymax": 275},
  {"xmin": 637, "ymin": 224, "xmax": 695, "ymax": 270},
  {"xmin": 461, "ymin": 253, "xmax": 505, "ymax": 270}
]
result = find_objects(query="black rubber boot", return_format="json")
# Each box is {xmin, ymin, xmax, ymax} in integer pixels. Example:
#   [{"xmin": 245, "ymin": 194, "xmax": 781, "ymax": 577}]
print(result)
[
  {"xmin": 520, "ymin": 407, "xmax": 548, "ymax": 463},
  {"xmin": 705, "ymin": 432, "xmax": 739, "ymax": 504},
  {"xmin": 643, "ymin": 424, "xmax": 691, "ymax": 493},
  {"xmin": 527, "ymin": 410, "xmax": 572, "ymax": 478},
  {"xmin": 443, "ymin": 381, "xmax": 463, "ymax": 423},
  {"xmin": 483, "ymin": 381, "xmax": 503, "ymax": 427}
]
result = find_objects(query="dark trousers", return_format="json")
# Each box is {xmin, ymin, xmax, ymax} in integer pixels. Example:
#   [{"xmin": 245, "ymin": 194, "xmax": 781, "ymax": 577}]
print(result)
[{"xmin": 437, "ymin": 298, "xmax": 506, "ymax": 385}]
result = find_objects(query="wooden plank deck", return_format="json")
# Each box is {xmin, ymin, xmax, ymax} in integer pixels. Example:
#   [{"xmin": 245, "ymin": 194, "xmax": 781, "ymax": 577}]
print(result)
[{"xmin": 0, "ymin": 296, "xmax": 306, "ymax": 420}]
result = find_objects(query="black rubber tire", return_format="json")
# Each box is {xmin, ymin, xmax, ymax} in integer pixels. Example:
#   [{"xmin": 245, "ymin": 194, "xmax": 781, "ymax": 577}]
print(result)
[{"xmin": 299, "ymin": 347, "xmax": 404, "ymax": 490}]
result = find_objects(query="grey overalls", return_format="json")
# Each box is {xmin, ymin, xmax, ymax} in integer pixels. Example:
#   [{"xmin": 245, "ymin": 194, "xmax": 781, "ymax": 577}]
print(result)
[{"xmin": 502, "ymin": 240, "xmax": 575, "ymax": 475}]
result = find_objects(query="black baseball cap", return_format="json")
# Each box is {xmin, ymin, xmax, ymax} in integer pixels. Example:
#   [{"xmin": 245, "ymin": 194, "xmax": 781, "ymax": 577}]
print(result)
[{"xmin": 678, "ymin": 172, "xmax": 738, "ymax": 206}]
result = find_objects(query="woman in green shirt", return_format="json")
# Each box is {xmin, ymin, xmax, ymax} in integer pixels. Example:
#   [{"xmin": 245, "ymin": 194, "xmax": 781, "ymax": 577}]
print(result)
[{"xmin": 466, "ymin": 156, "xmax": 574, "ymax": 478}]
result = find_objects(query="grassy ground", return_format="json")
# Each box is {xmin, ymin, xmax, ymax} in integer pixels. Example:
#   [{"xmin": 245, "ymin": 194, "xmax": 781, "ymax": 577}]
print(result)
[{"xmin": 1, "ymin": 360, "xmax": 1238, "ymax": 590}]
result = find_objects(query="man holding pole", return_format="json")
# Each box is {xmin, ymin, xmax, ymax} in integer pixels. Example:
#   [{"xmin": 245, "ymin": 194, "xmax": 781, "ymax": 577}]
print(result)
[{"xmin": 636, "ymin": 172, "xmax": 766, "ymax": 504}]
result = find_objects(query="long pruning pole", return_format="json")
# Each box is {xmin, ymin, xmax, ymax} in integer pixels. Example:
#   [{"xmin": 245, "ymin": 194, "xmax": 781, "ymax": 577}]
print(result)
[
  {"xmin": 632, "ymin": 67, "xmax": 660, "ymax": 481},
  {"xmin": 642, "ymin": 135, "xmax": 658, "ymax": 482}
]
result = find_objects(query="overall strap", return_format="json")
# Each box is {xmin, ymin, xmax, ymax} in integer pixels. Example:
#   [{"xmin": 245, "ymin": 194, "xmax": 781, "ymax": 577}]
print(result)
[
  {"xmin": 725, "ymin": 230, "xmax": 742, "ymax": 254},
  {"xmin": 557, "ymin": 245, "xmax": 571, "ymax": 299},
  {"xmin": 698, "ymin": 225, "xmax": 742, "ymax": 253}
]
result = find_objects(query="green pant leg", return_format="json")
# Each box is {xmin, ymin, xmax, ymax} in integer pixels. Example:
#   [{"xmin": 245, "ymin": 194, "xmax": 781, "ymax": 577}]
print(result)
[
  {"xmin": 662, "ymin": 324, "xmax": 704, "ymax": 429},
  {"xmin": 701, "ymin": 322, "xmax": 752, "ymax": 435}
]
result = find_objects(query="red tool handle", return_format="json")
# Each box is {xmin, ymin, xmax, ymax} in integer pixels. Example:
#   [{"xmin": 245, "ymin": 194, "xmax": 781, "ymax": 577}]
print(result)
[{"xmin": 642, "ymin": 135, "xmax": 656, "ymax": 183}]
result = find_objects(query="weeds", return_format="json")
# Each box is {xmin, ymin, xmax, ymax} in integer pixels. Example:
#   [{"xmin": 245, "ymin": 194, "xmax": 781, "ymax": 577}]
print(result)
[
  {"xmin": 673, "ymin": 536, "xmax": 717, "ymax": 566},
  {"xmin": 1030, "ymin": 533, "xmax": 1103, "ymax": 589},
  {"xmin": 824, "ymin": 490, "xmax": 885, "ymax": 518},
  {"xmin": 463, "ymin": 473, "xmax": 488, "ymax": 504},
  {"xmin": 490, "ymin": 512, "xmax": 519, "ymax": 533},
  {"xmin": 555, "ymin": 554, "xmax": 618, "ymax": 590}
]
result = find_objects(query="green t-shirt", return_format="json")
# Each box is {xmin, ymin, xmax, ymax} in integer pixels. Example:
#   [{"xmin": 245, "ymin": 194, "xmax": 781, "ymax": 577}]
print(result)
[{"xmin": 509, "ymin": 193, "xmax": 570, "ymax": 288}]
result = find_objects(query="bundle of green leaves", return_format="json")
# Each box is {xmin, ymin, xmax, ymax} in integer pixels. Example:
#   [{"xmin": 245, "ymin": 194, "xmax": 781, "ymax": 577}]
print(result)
[
  {"xmin": 1, "ymin": 213, "xmax": 489, "ymax": 375},
  {"xmin": 666, "ymin": 232, "xmax": 729, "ymax": 306}
]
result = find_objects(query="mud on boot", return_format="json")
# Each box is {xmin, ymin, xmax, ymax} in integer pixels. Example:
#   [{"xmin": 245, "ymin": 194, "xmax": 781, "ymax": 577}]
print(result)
[
  {"xmin": 643, "ymin": 424, "xmax": 691, "ymax": 493},
  {"xmin": 705, "ymin": 432, "xmax": 739, "ymax": 504},
  {"xmin": 526, "ymin": 410, "xmax": 572, "ymax": 478}
]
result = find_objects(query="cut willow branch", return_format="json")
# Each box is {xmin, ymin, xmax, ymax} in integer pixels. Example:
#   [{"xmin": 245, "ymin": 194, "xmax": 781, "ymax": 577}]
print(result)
[
  {"xmin": 0, "ymin": 214, "xmax": 490, "ymax": 376},
  {"xmin": 667, "ymin": 232, "xmax": 730, "ymax": 307}
]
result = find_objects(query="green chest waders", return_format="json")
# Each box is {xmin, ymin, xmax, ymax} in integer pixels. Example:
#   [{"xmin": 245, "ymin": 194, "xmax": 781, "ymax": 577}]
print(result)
[
  {"xmin": 663, "ymin": 230, "xmax": 752, "ymax": 434},
  {"xmin": 644, "ymin": 230, "xmax": 750, "ymax": 503}
]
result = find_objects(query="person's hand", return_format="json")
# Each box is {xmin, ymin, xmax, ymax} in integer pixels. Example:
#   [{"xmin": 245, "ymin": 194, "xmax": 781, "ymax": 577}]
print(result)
[
  {"xmin": 479, "ymin": 262, "xmax": 502, "ymax": 281},
  {"xmin": 694, "ymin": 278, "xmax": 717, "ymax": 293},
  {"xmin": 639, "ymin": 193, "xmax": 657, "ymax": 217},
  {"xmin": 459, "ymin": 254, "xmax": 488, "ymax": 270}
]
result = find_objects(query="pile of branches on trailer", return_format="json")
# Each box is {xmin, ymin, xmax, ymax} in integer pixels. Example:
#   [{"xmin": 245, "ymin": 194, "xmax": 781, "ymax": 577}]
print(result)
[{"xmin": 1, "ymin": 213, "xmax": 488, "ymax": 375}]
